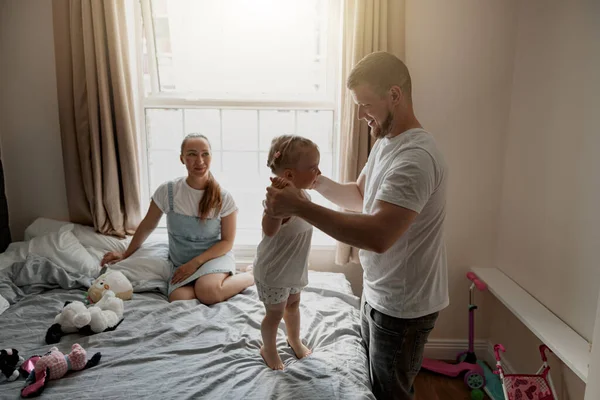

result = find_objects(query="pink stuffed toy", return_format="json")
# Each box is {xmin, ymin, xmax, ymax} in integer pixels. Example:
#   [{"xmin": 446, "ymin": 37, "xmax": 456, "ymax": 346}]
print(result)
[{"xmin": 21, "ymin": 344, "xmax": 101, "ymax": 398}]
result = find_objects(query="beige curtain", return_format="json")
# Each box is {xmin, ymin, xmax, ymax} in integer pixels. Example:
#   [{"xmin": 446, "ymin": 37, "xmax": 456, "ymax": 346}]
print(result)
[
  {"xmin": 52, "ymin": 0, "xmax": 141, "ymax": 238},
  {"xmin": 336, "ymin": 0, "xmax": 406, "ymax": 265}
]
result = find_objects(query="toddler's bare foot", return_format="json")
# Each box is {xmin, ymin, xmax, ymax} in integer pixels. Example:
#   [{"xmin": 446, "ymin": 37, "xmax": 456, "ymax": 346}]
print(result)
[
  {"xmin": 260, "ymin": 345, "xmax": 284, "ymax": 370},
  {"xmin": 288, "ymin": 339, "xmax": 312, "ymax": 359}
]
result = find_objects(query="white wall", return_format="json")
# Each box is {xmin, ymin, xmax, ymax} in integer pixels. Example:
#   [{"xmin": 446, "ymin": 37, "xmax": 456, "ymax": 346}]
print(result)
[
  {"xmin": 405, "ymin": 0, "xmax": 518, "ymax": 339},
  {"xmin": 496, "ymin": 0, "xmax": 600, "ymax": 343},
  {"xmin": 491, "ymin": 1, "xmax": 600, "ymax": 398},
  {"xmin": 0, "ymin": 0, "xmax": 69, "ymax": 240}
]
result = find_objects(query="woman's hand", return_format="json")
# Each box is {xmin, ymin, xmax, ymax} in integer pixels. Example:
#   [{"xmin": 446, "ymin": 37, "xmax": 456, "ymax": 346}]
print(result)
[
  {"xmin": 171, "ymin": 259, "xmax": 200, "ymax": 285},
  {"xmin": 101, "ymin": 251, "xmax": 125, "ymax": 266}
]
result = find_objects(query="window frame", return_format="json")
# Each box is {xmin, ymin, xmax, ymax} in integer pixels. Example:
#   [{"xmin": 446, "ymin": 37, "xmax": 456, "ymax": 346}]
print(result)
[{"xmin": 134, "ymin": 0, "xmax": 343, "ymax": 258}]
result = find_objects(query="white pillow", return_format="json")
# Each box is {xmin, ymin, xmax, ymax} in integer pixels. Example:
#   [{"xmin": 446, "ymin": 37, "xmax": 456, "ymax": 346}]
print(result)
[
  {"xmin": 22, "ymin": 217, "xmax": 171, "ymax": 284},
  {"xmin": 72, "ymin": 224, "xmax": 129, "ymax": 253},
  {"xmin": 83, "ymin": 235, "xmax": 171, "ymax": 284},
  {"xmin": 24, "ymin": 217, "xmax": 129, "ymax": 253},
  {"xmin": 23, "ymin": 217, "xmax": 71, "ymax": 240},
  {"xmin": 112, "ymin": 241, "xmax": 172, "ymax": 282},
  {"xmin": 3, "ymin": 224, "xmax": 100, "ymax": 277}
]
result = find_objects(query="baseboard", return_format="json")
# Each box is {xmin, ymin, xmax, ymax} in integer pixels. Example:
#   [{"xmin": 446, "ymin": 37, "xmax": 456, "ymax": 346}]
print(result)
[
  {"xmin": 425, "ymin": 339, "xmax": 515, "ymax": 374},
  {"xmin": 424, "ymin": 338, "xmax": 488, "ymax": 361}
]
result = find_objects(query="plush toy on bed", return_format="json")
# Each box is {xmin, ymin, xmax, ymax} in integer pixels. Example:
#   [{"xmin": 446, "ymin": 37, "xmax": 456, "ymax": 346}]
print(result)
[
  {"xmin": 45, "ymin": 290, "xmax": 124, "ymax": 344},
  {"xmin": 0, "ymin": 348, "xmax": 24, "ymax": 383},
  {"xmin": 86, "ymin": 268, "xmax": 133, "ymax": 304},
  {"xmin": 20, "ymin": 343, "xmax": 101, "ymax": 398},
  {"xmin": 87, "ymin": 290, "xmax": 125, "ymax": 333}
]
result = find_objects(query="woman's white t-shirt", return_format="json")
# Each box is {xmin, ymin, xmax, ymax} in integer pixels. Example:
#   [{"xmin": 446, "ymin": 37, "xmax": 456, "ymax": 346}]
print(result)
[{"xmin": 152, "ymin": 177, "xmax": 237, "ymax": 218}]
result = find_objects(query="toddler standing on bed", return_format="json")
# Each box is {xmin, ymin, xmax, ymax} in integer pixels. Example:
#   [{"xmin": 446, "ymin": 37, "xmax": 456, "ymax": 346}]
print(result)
[{"xmin": 254, "ymin": 135, "xmax": 321, "ymax": 370}]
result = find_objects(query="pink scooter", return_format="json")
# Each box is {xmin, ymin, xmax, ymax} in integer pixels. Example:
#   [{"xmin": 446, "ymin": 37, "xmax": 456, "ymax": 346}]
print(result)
[{"xmin": 421, "ymin": 272, "xmax": 488, "ymax": 391}]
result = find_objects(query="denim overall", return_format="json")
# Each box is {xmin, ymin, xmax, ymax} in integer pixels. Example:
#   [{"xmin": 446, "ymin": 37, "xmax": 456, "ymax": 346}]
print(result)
[{"xmin": 166, "ymin": 182, "xmax": 235, "ymax": 295}]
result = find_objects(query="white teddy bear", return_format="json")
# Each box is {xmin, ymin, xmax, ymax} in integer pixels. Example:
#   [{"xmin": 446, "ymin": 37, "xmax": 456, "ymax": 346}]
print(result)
[
  {"xmin": 45, "ymin": 291, "xmax": 124, "ymax": 344},
  {"xmin": 87, "ymin": 290, "xmax": 124, "ymax": 333},
  {"xmin": 54, "ymin": 301, "xmax": 92, "ymax": 333}
]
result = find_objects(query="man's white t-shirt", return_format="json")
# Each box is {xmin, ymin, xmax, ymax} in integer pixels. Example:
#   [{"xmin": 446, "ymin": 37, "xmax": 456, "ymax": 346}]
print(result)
[
  {"xmin": 152, "ymin": 177, "xmax": 237, "ymax": 218},
  {"xmin": 360, "ymin": 128, "xmax": 449, "ymax": 319}
]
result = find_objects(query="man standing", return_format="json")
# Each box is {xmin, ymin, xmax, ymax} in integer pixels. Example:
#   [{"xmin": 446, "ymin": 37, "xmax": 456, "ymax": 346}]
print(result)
[{"xmin": 265, "ymin": 51, "xmax": 448, "ymax": 399}]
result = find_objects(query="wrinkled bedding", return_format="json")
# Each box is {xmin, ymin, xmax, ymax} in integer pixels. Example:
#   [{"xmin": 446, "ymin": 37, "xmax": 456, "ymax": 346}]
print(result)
[{"xmin": 0, "ymin": 220, "xmax": 373, "ymax": 400}]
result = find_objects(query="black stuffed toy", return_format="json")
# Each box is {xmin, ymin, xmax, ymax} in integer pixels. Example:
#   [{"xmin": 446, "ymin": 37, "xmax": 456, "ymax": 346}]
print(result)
[{"xmin": 0, "ymin": 348, "xmax": 24, "ymax": 383}]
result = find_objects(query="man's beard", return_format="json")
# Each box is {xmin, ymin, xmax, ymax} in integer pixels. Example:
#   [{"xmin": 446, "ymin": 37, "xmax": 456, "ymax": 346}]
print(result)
[{"xmin": 370, "ymin": 111, "xmax": 394, "ymax": 139}]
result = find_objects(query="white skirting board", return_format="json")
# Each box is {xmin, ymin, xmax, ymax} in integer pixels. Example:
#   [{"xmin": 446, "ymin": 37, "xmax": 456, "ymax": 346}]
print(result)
[
  {"xmin": 424, "ymin": 338, "xmax": 515, "ymax": 374},
  {"xmin": 423, "ymin": 339, "xmax": 487, "ymax": 361}
]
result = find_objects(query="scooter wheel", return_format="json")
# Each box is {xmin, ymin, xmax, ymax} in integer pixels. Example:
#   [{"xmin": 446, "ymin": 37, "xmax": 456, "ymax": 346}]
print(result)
[
  {"xmin": 470, "ymin": 388, "xmax": 485, "ymax": 400},
  {"xmin": 464, "ymin": 371, "xmax": 485, "ymax": 389}
]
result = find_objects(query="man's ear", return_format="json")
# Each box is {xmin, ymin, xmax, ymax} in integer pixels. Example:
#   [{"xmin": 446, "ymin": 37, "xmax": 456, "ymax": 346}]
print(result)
[{"xmin": 389, "ymin": 86, "xmax": 403, "ymax": 104}]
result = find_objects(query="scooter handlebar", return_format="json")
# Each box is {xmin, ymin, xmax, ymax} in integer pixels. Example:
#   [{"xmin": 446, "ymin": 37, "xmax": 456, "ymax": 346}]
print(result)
[{"xmin": 467, "ymin": 272, "xmax": 487, "ymax": 291}]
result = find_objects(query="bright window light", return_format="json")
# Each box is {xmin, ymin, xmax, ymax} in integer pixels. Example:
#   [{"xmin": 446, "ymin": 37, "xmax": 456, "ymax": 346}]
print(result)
[{"xmin": 138, "ymin": 0, "xmax": 342, "ymax": 248}]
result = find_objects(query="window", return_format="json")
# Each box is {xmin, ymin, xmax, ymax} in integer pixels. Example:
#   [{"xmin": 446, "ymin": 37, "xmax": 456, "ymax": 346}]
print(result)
[{"xmin": 137, "ymin": 0, "xmax": 342, "ymax": 248}]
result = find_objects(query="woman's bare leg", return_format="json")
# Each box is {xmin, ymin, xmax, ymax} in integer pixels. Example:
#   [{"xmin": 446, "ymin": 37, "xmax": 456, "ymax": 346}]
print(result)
[
  {"xmin": 168, "ymin": 284, "xmax": 196, "ymax": 302},
  {"xmin": 194, "ymin": 272, "xmax": 254, "ymax": 305}
]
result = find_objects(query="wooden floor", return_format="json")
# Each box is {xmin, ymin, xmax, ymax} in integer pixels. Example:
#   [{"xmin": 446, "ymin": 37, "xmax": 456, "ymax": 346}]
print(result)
[{"xmin": 414, "ymin": 370, "xmax": 490, "ymax": 400}]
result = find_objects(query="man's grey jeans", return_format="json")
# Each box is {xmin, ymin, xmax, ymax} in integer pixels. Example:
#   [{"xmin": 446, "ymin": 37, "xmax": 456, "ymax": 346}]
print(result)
[{"xmin": 361, "ymin": 301, "xmax": 439, "ymax": 400}]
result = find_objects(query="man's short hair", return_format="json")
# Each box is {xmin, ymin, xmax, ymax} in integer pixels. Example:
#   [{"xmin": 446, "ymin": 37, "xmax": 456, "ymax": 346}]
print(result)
[{"xmin": 347, "ymin": 51, "xmax": 412, "ymax": 101}]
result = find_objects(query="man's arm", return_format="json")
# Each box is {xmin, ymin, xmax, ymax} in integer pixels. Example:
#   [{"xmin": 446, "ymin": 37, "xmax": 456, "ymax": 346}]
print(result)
[
  {"xmin": 313, "ymin": 174, "xmax": 365, "ymax": 212},
  {"xmin": 294, "ymin": 197, "xmax": 417, "ymax": 254},
  {"xmin": 266, "ymin": 148, "xmax": 434, "ymax": 253}
]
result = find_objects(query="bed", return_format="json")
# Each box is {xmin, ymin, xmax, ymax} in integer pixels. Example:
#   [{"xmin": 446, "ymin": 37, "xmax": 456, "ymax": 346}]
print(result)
[{"xmin": 0, "ymin": 219, "xmax": 373, "ymax": 400}]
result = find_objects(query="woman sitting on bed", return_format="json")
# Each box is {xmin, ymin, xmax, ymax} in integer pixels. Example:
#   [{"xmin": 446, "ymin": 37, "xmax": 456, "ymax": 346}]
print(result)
[{"xmin": 101, "ymin": 133, "xmax": 254, "ymax": 304}]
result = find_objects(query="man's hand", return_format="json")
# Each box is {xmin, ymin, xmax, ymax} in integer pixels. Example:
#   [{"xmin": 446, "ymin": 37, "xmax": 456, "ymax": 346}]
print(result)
[
  {"xmin": 270, "ymin": 176, "xmax": 290, "ymax": 189},
  {"xmin": 262, "ymin": 177, "xmax": 290, "ymax": 219},
  {"xmin": 171, "ymin": 259, "xmax": 200, "ymax": 284},
  {"xmin": 265, "ymin": 178, "xmax": 306, "ymax": 218}
]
